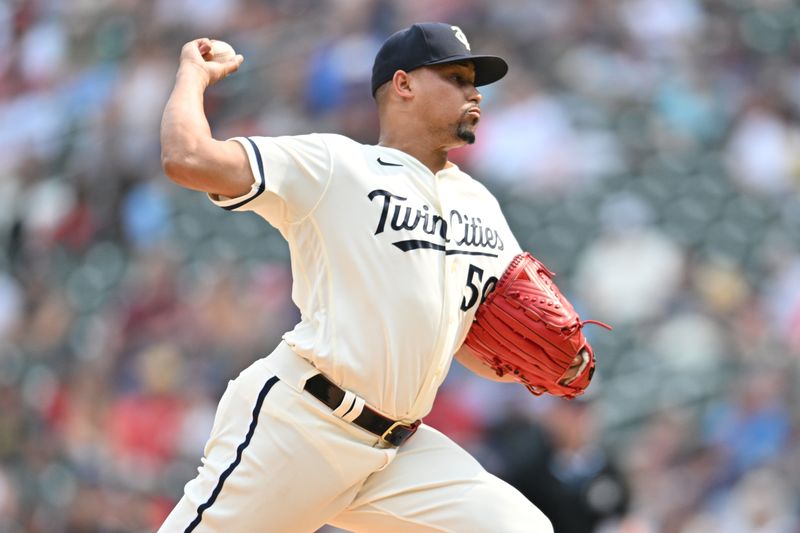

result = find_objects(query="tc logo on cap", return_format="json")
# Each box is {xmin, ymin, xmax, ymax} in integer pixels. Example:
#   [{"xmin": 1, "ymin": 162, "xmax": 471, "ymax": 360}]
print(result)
[
  {"xmin": 371, "ymin": 22, "xmax": 507, "ymax": 96},
  {"xmin": 450, "ymin": 25, "xmax": 471, "ymax": 51}
]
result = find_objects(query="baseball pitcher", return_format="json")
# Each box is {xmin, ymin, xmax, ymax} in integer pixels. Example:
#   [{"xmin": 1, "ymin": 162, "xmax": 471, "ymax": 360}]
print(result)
[{"xmin": 158, "ymin": 22, "xmax": 605, "ymax": 533}]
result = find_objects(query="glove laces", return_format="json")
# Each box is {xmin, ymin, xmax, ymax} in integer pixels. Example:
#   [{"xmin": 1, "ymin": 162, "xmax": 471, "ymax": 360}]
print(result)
[{"xmin": 581, "ymin": 319, "xmax": 613, "ymax": 331}]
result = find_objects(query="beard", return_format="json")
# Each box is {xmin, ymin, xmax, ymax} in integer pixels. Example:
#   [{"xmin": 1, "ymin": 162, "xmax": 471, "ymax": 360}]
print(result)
[
  {"xmin": 455, "ymin": 108, "xmax": 479, "ymax": 144},
  {"xmin": 456, "ymin": 121, "xmax": 476, "ymax": 144}
]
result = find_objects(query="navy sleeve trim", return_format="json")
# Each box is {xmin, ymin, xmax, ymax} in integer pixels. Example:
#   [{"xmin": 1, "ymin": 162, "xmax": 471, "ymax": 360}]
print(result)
[
  {"xmin": 184, "ymin": 375, "xmax": 280, "ymax": 532},
  {"xmin": 222, "ymin": 137, "xmax": 266, "ymax": 211}
]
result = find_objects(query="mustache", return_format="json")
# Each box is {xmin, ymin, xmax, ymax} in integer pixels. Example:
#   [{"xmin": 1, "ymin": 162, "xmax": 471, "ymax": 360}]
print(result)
[{"xmin": 462, "ymin": 107, "xmax": 481, "ymax": 121}]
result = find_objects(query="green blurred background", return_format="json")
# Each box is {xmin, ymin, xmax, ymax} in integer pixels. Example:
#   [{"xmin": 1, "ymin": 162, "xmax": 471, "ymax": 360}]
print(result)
[{"xmin": 1, "ymin": 0, "xmax": 799, "ymax": 531}]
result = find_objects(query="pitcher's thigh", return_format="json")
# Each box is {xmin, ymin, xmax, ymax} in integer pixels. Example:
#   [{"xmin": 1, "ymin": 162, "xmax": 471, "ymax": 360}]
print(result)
[
  {"xmin": 331, "ymin": 425, "xmax": 553, "ymax": 533},
  {"xmin": 159, "ymin": 377, "xmax": 366, "ymax": 533}
]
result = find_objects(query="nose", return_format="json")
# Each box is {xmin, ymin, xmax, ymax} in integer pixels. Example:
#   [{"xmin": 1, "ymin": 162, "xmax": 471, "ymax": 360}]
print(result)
[{"xmin": 469, "ymin": 86, "xmax": 482, "ymax": 104}]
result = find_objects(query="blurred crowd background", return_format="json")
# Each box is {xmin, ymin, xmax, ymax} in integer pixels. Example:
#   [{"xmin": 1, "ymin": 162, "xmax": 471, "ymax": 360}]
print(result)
[{"xmin": 1, "ymin": 0, "xmax": 799, "ymax": 531}]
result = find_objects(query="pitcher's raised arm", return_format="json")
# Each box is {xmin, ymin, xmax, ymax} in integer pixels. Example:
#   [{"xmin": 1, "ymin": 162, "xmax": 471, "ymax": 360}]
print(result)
[{"xmin": 159, "ymin": 38, "xmax": 252, "ymax": 198}]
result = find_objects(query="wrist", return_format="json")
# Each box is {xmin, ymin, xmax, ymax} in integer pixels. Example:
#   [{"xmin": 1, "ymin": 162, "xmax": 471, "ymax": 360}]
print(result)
[{"xmin": 176, "ymin": 63, "xmax": 211, "ymax": 89}]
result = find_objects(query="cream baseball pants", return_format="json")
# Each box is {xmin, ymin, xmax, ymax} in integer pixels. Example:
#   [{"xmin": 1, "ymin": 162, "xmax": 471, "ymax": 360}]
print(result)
[{"xmin": 158, "ymin": 343, "xmax": 552, "ymax": 533}]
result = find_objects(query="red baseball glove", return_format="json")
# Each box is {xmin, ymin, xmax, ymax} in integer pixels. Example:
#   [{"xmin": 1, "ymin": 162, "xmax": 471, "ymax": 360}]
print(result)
[{"xmin": 464, "ymin": 252, "xmax": 611, "ymax": 399}]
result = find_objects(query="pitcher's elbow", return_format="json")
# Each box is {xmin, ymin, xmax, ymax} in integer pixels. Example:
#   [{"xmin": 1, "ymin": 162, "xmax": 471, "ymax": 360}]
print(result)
[{"xmin": 161, "ymin": 151, "xmax": 191, "ymax": 186}]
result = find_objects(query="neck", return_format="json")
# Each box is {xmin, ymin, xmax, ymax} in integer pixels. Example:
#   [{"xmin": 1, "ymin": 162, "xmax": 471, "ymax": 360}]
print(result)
[{"xmin": 378, "ymin": 133, "xmax": 453, "ymax": 174}]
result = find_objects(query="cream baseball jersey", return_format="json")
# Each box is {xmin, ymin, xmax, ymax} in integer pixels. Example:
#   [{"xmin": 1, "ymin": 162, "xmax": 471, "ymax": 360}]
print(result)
[{"xmin": 210, "ymin": 133, "xmax": 521, "ymax": 420}]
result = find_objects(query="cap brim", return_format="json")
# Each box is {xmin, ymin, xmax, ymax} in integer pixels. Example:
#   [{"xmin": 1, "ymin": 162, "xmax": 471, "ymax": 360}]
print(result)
[{"xmin": 424, "ymin": 54, "xmax": 509, "ymax": 87}]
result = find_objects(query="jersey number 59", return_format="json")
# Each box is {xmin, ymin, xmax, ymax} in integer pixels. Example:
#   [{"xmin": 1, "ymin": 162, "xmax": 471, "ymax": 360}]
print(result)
[{"xmin": 460, "ymin": 264, "xmax": 498, "ymax": 312}]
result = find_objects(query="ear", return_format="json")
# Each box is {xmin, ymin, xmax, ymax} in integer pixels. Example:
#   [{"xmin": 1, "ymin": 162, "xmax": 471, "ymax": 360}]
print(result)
[{"xmin": 390, "ymin": 70, "xmax": 414, "ymax": 100}]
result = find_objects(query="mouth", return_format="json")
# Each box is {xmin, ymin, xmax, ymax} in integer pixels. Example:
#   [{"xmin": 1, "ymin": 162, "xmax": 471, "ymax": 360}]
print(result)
[{"xmin": 466, "ymin": 107, "xmax": 481, "ymax": 120}]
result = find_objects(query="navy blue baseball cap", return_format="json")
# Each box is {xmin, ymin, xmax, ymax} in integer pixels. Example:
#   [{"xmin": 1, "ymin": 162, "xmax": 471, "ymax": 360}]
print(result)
[{"xmin": 371, "ymin": 22, "xmax": 508, "ymax": 96}]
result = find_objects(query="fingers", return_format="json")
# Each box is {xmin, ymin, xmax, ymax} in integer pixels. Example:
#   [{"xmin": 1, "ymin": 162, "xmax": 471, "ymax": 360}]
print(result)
[
  {"xmin": 177, "ymin": 39, "xmax": 244, "ymax": 86},
  {"xmin": 196, "ymin": 38, "xmax": 212, "ymax": 56},
  {"xmin": 222, "ymin": 54, "xmax": 245, "ymax": 76},
  {"xmin": 204, "ymin": 51, "xmax": 244, "ymax": 79},
  {"xmin": 181, "ymin": 38, "xmax": 208, "ymax": 60}
]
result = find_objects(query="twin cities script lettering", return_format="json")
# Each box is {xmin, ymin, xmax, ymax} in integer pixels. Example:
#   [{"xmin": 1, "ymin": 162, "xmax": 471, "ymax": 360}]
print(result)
[{"xmin": 368, "ymin": 189, "xmax": 503, "ymax": 257}]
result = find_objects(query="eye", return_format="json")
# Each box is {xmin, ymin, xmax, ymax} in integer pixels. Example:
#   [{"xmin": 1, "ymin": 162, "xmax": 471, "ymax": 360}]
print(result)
[{"xmin": 444, "ymin": 69, "xmax": 475, "ymax": 87}]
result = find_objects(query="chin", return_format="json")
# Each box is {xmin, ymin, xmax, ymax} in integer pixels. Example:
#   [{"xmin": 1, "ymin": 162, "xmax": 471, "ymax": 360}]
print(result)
[
  {"xmin": 458, "ymin": 133, "xmax": 476, "ymax": 145},
  {"xmin": 456, "ymin": 127, "xmax": 476, "ymax": 145}
]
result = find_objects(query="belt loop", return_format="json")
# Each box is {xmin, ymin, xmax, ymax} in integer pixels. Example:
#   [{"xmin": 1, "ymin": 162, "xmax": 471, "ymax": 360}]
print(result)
[
  {"xmin": 331, "ymin": 390, "xmax": 366, "ymax": 423},
  {"xmin": 332, "ymin": 390, "xmax": 357, "ymax": 418},
  {"xmin": 341, "ymin": 397, "xmax": 365, "ymax": 423}
]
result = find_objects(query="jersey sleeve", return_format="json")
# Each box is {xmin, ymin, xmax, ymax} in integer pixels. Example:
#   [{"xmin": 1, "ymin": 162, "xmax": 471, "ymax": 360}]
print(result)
[{"xmin": 208, "ymin": 134, "xmax": 333, "ymax": 227}]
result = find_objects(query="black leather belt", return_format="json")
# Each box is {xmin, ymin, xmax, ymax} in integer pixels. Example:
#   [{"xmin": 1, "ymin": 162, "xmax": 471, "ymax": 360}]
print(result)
[{"xmin": 304, "ymin": 374, "xmax": 421, "ymax": 447}]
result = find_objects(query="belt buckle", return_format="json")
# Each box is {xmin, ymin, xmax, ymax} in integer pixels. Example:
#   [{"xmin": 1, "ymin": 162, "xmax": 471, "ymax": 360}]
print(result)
[{"xmin": 380, "ymin": 420, "xmax": 421, "ymax": 447}]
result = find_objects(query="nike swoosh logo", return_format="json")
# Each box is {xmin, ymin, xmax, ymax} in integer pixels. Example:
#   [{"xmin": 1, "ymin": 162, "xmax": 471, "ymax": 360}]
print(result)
[{"xmin": 377, "ymin": 157, "xmax": 403, "ymax": 167}]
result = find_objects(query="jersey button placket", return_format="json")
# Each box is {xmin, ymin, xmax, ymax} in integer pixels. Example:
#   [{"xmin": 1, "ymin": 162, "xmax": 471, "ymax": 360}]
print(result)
[{"xmin": 435, "ymin": 173, "xmax": 462, "ymax": 380}]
